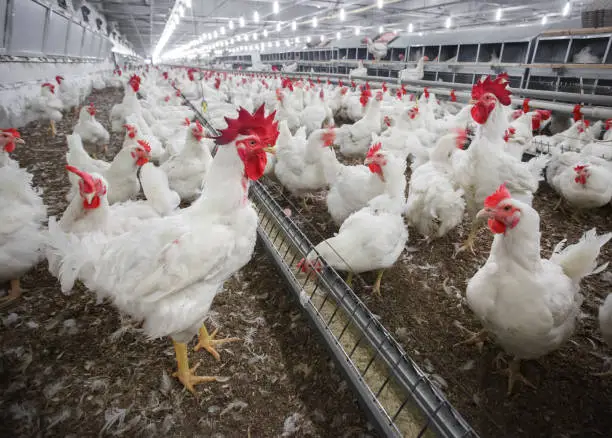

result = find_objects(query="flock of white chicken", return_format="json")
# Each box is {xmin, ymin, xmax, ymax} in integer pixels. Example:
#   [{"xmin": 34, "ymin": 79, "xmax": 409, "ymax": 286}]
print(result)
[{"xmin": 1, "ymin": 64, "xmax": 612, "ymax": 396}]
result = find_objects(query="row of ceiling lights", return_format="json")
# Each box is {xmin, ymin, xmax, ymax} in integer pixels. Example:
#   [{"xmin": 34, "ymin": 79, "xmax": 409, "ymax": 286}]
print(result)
[{"xmin": 157, "ymin": 0, "xmax": 573, "ymax": 61}]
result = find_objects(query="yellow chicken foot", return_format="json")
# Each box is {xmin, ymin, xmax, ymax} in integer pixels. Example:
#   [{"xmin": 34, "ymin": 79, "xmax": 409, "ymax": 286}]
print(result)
[
  {"xmin": 0, "ymin": 279, "xmax": 21, "ymax": 309},
  {"xmin": 193, "ymin": 325, "xmax": 240, "ymax": 361},
  {"xmin": 553, "ymin": 196, "xmax": 564, "ymax": 211},
  {"xmin": 345, "ymin": 271, "xmax": 354, "ymax": 287},
  {"xmin": 453, "ymin": 321, "xmax": 487, "ymax": 352},
  {"xmin": 499, "ymin": 357, "xmax": 536, "ymax": 395},
  {"xmin": 372, "ymin": 269, "xmax": 384, "ymax": 296},
  {"xmin": 172, "ymin": 340, "xmax": 218, "ymax": 394},
  {"xmin": 50, "ymin": 120, "xmax": 57, "ymax": 136}
]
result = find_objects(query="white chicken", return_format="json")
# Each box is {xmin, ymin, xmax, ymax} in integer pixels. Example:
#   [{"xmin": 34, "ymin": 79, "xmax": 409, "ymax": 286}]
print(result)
[
  {"xmin": 0, "ymin": 129, "xmax": 47, "ymax": 307},
  {"xmin": 28, "ymin": 82, "xmax": 63, "ymax": 136},
  {"xmin": 55, "ymin": 75, "xmax": 81, "ymax": 113},
  {"xmin": 325, "ymin": 141, "xmax": 406, "ymax": 225},
  {"xmin": 298, "ymin": 153, "xmax": 407, "ymax": 295},
  {"xmin": 72, "ymin": 103, "xmax": 110, "ymax": 156},
  {"xmin": 46, "ymin": 105, "xmax": 279, "ymax": 393},
  {"xmin": 405, "ymin": 131, "xmax": 466, "ymax": 239},
  {"xmin": 66, "ymin": 134, "xmax": 152, "ymax": 204},
  {"xmin": 399, "ymin": 56, "xmax": 429, "ymax": 82},
  {"xmin": 546, "ymin": 151, "xmax": 612, "ymax": 209},
  {"xmin": 274, "ymin": 123, "xmax": 332, "ymax": 197},
  {"xmin": 349, "ymin": 60, "xmax": 368, "ymax": 78},
  {"xmin": 465, "ymin": 184, "xmax": 611, "ymax": 393},
  {"xmin": 161, "ymin": 120, "xmax": 214, "ymax": 202},
  {"xmin": 363, "ymin": 37, "xmax": 387, "ymax": 61},
  {"xmin": 337, "ymin": 90, "xmax": 384, "ymax": 156}
]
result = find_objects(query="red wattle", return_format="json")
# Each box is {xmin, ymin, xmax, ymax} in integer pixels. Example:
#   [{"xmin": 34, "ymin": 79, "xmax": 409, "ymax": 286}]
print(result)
[
  {"xmin": 471, "ymin": 102, "xmax": 490, "ymax": 125},
  {"xmin": 4, "ymin": 142, "xmax": 15, "ymax": 153},
  {"xmin": 488, "ymin": 218, "xmax": 507, "ymax": 234}
]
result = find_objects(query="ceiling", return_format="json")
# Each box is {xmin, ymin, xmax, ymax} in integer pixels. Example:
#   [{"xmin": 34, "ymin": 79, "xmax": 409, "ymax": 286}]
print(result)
[{"xmin": 89, "ymin": 0, "xmax": 595, "ymax": 59}]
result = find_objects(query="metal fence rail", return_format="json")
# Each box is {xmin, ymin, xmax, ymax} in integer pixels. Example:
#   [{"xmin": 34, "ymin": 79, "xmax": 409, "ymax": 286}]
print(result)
[{"xmin": 165, "ymin": 82, "xmax": 478, "ymax": 438}]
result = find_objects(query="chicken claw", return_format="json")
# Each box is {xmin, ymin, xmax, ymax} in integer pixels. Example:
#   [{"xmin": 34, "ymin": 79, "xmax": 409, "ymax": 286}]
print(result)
[
  {"xmin": 372, "ymin": 269, "xmax": 385, "ymax": 296},
  {"xmin": 499, "ymin": 357, "xmax": 536, "ymax": 395},
  {"xmin": 453, "ymin": 322, "xmax": 487, "ymax": 353},
  {"xmin": 172, "ymin": 340, "xmax": 218, "ymax": 394},
  {"xmin": 0, "ymin": 279, "xmax": 21, "ymax": 309},
  {"xmin": 193, "ymin": 325, "xmax": 240, "ymax": 361}
]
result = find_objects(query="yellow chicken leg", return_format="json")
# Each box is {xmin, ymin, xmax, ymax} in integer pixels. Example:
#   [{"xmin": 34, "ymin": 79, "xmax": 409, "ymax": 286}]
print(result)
[
  {"xmin": 500, "ymin": 357, "xmax": 536, "ymax": 395},
  {"xmin": 193, "ymin": 325, "xmax": 240, "ymax": 361},
  {"xmin": 172, "ymin": 340, "xmax": 218, "ymax": 394},
  {"xmin": 372, "ymin": 269, "xmax": 384, "ymax": 296},
  {"xmin": 345, "ymin": 271, "xmax": 354, "ymax": 287},
  {"xmin": 453, "ymin": 322, "xmax": 487, "ymax": 353},
  {"xmin": 0, "ymin": 279, "xmax": 21, "ymax": 309},
  {"xmin": 50, "ymin": 120, "xmax": 57, "ymax": 136}
]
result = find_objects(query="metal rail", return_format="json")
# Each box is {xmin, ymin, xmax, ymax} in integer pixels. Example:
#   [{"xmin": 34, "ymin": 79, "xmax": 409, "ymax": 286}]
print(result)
[{"xmin": 164, "ymin": 81, "xmax": 479, "ymax": 438}]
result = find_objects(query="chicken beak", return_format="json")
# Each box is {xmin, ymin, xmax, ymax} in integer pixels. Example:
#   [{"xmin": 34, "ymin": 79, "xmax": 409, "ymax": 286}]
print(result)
[
  {"xmin": 363, "ymin": 157, "xmax": 374, "ymax": 165},
  {"xmin": 14, "ymin": 137, "xmax": 25, "ymax": 145},
  {"xmin": 469, "ymin": 99, "xmax": 477, "ymax": 104},
  {"xmin": 85, "ymin": 192, "xmax": 95, "ymax": 205},
  {"xmin": 476, "ymin": 207, "xmax": 494, "ymax": 220},
  {"xmin": 263, "ymin": 146, "xmax": 276, "ymax": 155}
]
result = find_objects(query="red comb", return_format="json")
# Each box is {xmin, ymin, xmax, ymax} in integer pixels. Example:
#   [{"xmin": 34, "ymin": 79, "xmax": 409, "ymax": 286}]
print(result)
[
  {"xmin": 183, "ymin": 117, "xmax": 191, "ymax": 126},
  {"xmin": 216, "ymin": 104, "xmax": 279, "ymax": 147},
  {"xmin": 574, "ymin": 164, "xmax": 587, "ymax": 172},
  {"xmin": 42, "ymin": 83, "xmax": 55, "ymax": 93},
  {"xmin": 1, "ymin": 128, "xmax": 21, "ymax": 138},
  {"xmin": 366, "ymin": 142, "xmax": 382, "ymax": 158},
  {"xmin": 137, "ymin": 139, "xmax": 151, "ymax": 152},
  {"xmin": 572, "ymin": 104, "xmax": 582, "ymax": 122},
  {"xmin": 66, "ymin": 165, "xmax": 95, "ymax": 193},
  {"xmin": 450, "ymin": 89, "xmax": 456, "ymax": 102},
  {"xmin": 471, "ymin": 73, "xmax": 512, "ymax": 106},
  {"xmin": 522, "ymin": 98, "xmax": 530, "ymax": 113},
  {"xmin": 322, "ymin": 128, "xmax": 336, "ymax": 147},
  {"xmin": 484, "ymin": 184, "xmax": 511, "ymax": 208},
  {"xmin": 606, "ymin": 119, "xmax": 612, "ymax": 130},
  {"xmin": 423, "ymin": 87, "xmax": 430, "ymax": 99}
]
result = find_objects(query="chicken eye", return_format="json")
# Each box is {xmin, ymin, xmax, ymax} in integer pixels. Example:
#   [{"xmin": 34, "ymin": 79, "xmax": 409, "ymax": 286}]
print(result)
[
  {"xmin": 249, "ymin": 140, "xmax": 257, "ymax": 146},
  {"xmin": 503, "ymin": 205, "xmax": 512, "ymax": 211}
]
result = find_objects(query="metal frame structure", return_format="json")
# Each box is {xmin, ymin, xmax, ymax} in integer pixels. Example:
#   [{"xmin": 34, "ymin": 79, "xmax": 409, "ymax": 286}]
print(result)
[
  {"xmin": 0, "ymin": 0, "xmax": 132, "ymax": 61},
  {"xmin": 172, "ymin": 86, "xmax": 479, "ymax": 438}
]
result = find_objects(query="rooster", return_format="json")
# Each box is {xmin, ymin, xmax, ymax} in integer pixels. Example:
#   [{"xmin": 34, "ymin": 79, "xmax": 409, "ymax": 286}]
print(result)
[
  {"xmin": 47, "ymin": 105, "xmax": 278, "ymax": 393},
  {"xmin": 463, "ymin": 184, "xmax": 611, "ymax": 394},
  {"xmin": 453, "ymin": 74, "xmax": 549, "ymax": 253},
  {"xmin": 0, "ymin": 129, "xmax": 47, "ymax": 307}
]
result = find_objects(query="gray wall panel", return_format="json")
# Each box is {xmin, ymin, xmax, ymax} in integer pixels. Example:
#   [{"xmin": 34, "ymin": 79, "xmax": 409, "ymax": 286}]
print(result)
[
  {"xmin": 67, "ymin": 23, "xmax": 84, "ymax": 56},
  {"xmin": 45, "ymin": 11, "xmax": 69, "ymax": 55},
  {"xmin": 10, "ymin": 0, "xmax": 47, "ymax": 54}
]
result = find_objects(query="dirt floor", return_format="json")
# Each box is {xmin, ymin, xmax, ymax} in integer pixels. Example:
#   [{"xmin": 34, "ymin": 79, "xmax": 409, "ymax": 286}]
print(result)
[
  {"xmin": 261, "ymin": 150, "xmax": 612, "ymax": 438},
  {"xmin": 0, "ymin": 88, "xmax": 374, "ymax": 438}
]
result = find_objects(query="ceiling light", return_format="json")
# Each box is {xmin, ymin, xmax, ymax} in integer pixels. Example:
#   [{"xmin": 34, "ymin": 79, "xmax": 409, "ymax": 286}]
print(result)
[
  {"xmin": 263, "ymin": 29, "xmax": 268, "ymax": 37},
  {"xmin": 184, "ymin": 0, "xmax": 191, "ymax": 8},
  {"xmin": 408, "ymin": 22, "xmax": 413, "ymax": 32},
  {"xmin": 562, "ymin": 1, "xmax": 571, "ymax": 16},
  {"xmin": 178, "ymin": 5, "xmax": 185, "ymax": 17},
  {"xmin": 418, "ymin": 31, "xmax": 423, "ymax": 36},
  {"xmin": 340, "ymin": 8, "xmax": 346, "ymax": 21},
  {"xmin": 213, "ymin": 30, "xmax": 218, "ymax": 38},
  {"xmin": 320, "ymin": 34, "xmax": 325, "ymax": 42},
  {"xmin": 355, "ymin": 26, "xmax": 360, "ymax": 35},
  {"xmin": 229, "ymin": 20, "xmax": 234, "ymax": 30},
  {"xmin": 542, "ymin": 15, "xmax": 548, "ymax": 24},
  {"xmin": 268, "ymin": 41, "xmax": 272, "ymax": 47},
  {"xmin": 239, "ymin": 16, "xmax": 245, "ymax": 27},
  {"xmin": 495, "ymin": 8, "xmax": 502, "ymax": 21},
  {"xmin": 273, "ymin": 1, "xmax": 279, "ymax": 14},
  {"xmin": 208, "ymin": 32, "xmax": 212, "ymax": 39},
  {"xmin": 295, "ymin": 36, "xmax": 300, "ymax": 43},
  {"xmin": 220, "ymin": 26, "xmax": 226, "ymax": 35},
  {"xmin": 336, "ymin": 31, "xmax": 341, "ymax": 39},
  {"xmin": 230, "ymin": 37, "xmax": 234, "ymax": 44},
  {"xmin": 377, "ymin": 0, "xmax": 383, "ymax": 9},
  {"xmin": 276, "ymin": 22, "xmax": 281, "ymax": 31},
  {"xmin": 379, "ymin": 26, "xmax": 383, "ymax": 33},
  {"xmin": 254, "ymin": 11, "xmax": 259, "ymax": 23},
  {"xmin": 285, "ymin": 39, "xmax": 290, "ymax": 46},
  {"xmin": 254, "ymin": 32, "xmax": 258, "ymax": 40},
  {"xmin": 445, "ymin": 17, "xmax": 452, "ymax": 28},
  {"xmin": 245, "ymin": 34, "xmax": 249, "ymax": 41},
  {"xmin": 306, "ymin": 35, "xmax": 311, "ymax": 43},
  {"xmin": 313, "ymin": 17, "xmax": 318, "ymax": 28},
  {"xmin": 276, "ymin": 40, "xmax": 280, "ymax": 47},
  {"xmin": 291, "ymin": 20, "xmax": 297, "ymax": 31}
]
